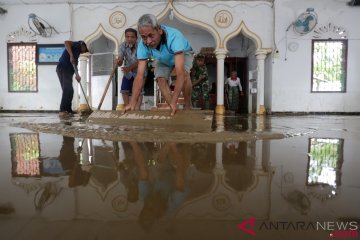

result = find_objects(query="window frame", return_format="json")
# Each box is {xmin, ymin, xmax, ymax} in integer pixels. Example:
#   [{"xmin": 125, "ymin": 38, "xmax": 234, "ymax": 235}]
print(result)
[
  {"xmin": 7, "ymin": 42, "xmax": 38, "ymax": 93},
  {"xmin": 310, "ymin": 39, "xmax": 348, "ymax": 93}
]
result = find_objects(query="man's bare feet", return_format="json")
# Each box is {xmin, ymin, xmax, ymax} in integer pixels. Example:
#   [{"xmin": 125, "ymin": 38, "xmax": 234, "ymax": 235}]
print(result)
[
  {"xmin": 184, "ymin": 104, "xmax": 192, "ymax": 111},
  {"xmin": 170, "ymin": 104, "xmax": 177, "ymax": 116}
]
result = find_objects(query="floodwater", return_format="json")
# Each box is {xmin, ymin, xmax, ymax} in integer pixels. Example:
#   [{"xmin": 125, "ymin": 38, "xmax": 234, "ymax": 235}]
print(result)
[{"xmin": 0, "ymin": 112, "xmax": 359, "ymax": 240}]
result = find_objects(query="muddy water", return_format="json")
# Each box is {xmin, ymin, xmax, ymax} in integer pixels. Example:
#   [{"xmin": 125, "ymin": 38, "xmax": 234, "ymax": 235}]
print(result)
[{"xmin": 1, "ymin": 113, "xmax": 360, "ymax": 240}]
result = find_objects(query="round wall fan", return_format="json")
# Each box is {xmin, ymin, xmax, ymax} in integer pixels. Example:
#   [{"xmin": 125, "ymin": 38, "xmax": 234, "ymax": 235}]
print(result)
[
  {"xmin": 28, "ymin": 13, "xmax": 58, "ymax": 38},
  {"xmin": 291, "ymin": 8, "xmax": 318, "ymax": 35}
]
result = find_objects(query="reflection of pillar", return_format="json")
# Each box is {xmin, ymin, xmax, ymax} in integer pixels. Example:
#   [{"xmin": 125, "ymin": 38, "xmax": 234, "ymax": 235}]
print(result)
[
  {"xmin": 215, "ymin": 114, "xmax": 225, "ymax": 132},
  {"xmin": 88, "ymin": 139, "xmax": 93, "ymax": 164},
  {"xmin": 79, "ymin": 138, "xmax": 90, "ymax": 165},
  {"xmin": 78, "ymin": 54, "xmax": 90, "ymax": 112},
  {"xmin": 116, "ymin": 66, "xmax": 124, "ymax": 111},
  {"xmin": 255, "ymin": 140, "xmax": 263, "ymax": 170},
  {"xmin": 255, "ymin": 51, "xmax": 267, "ymax": 115},
  {"xmin": 262, "ymin": 140, "xmax": 270, "ymax": 172},
  {"xmin": 215, "ymin": 49, "xmax": 228, "ymax": 115},
  {"xmin": 215, "ymin": 142, "xmax": 225, "ymax": 175}
]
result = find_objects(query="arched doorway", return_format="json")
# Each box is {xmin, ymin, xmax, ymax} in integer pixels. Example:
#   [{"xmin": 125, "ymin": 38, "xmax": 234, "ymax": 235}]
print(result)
[
  {"xmin": 85, "ymin": 25, "xmax": 118, "ymax": 110},
  {"xmin": 89, "ymin": 35, "xmax": 117, "ymax": 110},
  {"xmin": 225, "ymin": 33, "xmax": 257, "ymax": 114},
  {"xmin": 157, "ymin": 14, "xmax": 217, "ymax": 109}
]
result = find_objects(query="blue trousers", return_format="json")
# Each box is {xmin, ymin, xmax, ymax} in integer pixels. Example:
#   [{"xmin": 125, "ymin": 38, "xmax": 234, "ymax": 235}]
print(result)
[{"xmin": 56, "ymin": 67, "xmax": 74, "ymax": 112}]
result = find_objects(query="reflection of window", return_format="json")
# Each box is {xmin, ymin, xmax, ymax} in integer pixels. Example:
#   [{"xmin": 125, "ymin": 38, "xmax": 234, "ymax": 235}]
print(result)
[
  {"xmin": 311, "ymin": 40, "xmax": 347, "ymax": 92},
  {"xmin": 42, "ymin": 158, "xmax": 65, "ymax": 176},
  {"xmin": 307, "ymin": 138, "xmax": 344, "ymax": 186},
  {"xmin": 7, "ymin": 43, "xmax": 38, "ymax": 92},
  {"xmin": 10, "ymin": 133, "xmax": 41, "ymax": 177}
]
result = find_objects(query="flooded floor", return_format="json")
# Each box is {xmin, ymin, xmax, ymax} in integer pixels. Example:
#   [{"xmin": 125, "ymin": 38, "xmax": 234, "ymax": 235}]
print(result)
[{"xmin": 0, "ymin": 112, "xmax": 359, "ymax": 240}]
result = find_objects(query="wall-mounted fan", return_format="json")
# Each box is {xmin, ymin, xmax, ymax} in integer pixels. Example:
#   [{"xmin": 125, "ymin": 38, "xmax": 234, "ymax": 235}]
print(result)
[
  {"xmin": 28, "ymin": 13, "xmax": 58, "ymax": 37},
  {"xmin": 287, "ymin": 8, "xmax": 318, "ymax": 35}
]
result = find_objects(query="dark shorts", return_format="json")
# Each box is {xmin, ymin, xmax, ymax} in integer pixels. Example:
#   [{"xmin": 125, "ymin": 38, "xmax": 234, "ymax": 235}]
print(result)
[
  {"xmin": 120, "ymin": 76, "xmax": 134, "ymax": 94},
  {"xmin": 120, "ymin": 75, "xmax": 145, "ymax": 95}
]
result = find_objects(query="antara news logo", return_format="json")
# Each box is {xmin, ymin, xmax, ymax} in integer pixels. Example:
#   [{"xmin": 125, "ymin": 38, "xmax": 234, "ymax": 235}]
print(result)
[{"xmin": 237, "ymin": 217, "xmax": 359, "ymax": 238}]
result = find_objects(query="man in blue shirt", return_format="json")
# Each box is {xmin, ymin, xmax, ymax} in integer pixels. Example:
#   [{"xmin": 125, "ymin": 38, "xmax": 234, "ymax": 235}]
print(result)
[
  {"xmin": 124, "ymin": 14, "xmax": 193, "ymax": 116},
  {"xmin": 56, "ymin": 40, "xmax": 89, "ymax": 117}
]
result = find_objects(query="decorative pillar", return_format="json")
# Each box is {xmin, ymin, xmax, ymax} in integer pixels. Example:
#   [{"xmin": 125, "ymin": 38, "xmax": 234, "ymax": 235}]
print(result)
[
  {"xmin": 215, "ymin": 48, "xmax": 228, "ymax": 115},
  {"xmin": 116, "ymin": 66, "xmax": 124, "ymax": 111},
  {"xmin": 255, "ymin": 51, "xmax": 267, "ymax": 115},
  {"xmin": 78, "ymin": 53, "xmax": 91, "ymax": 113}
]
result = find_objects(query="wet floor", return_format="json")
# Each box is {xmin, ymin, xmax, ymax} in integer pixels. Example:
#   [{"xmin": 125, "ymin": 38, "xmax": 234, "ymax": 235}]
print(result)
[{"xmin": 0, "ymin": 112, "xmax": 359, "ymax": 240}]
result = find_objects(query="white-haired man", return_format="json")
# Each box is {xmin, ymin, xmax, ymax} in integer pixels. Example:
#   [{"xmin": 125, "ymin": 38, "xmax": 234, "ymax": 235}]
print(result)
[{"xmin": 124, "ymin": 14, "xmax": 193, "ymax": 116}]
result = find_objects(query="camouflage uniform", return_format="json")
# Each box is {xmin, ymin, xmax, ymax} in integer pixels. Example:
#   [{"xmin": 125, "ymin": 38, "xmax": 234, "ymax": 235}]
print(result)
[{"xmin": 191, "ymin": 58, "xmax": 209, "ymax": 109}]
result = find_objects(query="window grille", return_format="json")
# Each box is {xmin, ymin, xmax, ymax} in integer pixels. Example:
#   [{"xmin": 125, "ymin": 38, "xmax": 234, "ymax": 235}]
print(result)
[
  {"xmin": 307, "ymin": 138, "xmax": 344, "ymax": 186},
  {"xmin": 311, "ymin": 40, "xmax": 347, "ymax": 92},
  {"xmin": 7, "ymin": 43, "xmax": 37, "ymax": 92}
]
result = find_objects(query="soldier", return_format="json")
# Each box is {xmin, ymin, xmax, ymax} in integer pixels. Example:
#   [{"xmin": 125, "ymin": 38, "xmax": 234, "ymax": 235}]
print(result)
[{"xmin": 190, "ymin": 53, "xmax": 209, "ymax": 109}]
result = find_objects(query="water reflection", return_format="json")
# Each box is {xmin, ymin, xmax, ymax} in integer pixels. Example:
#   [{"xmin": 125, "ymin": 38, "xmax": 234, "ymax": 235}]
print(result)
[
  {"xmin": 10, "ymin": 133, "xmax": 41, "ymax": 177},
  {"xmin": 2, "ymin": 113, "xmax": 360, "ymax": 240},
  {"xmin": 6, "ymin": 134, "xmax": 274, "ymax": 222}
]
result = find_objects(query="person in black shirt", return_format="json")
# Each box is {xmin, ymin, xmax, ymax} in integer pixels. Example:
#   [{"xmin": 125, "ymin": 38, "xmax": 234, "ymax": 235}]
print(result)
[{"xmin": 56, "ymin": 40, "xmax": 89, "ymax": 117}]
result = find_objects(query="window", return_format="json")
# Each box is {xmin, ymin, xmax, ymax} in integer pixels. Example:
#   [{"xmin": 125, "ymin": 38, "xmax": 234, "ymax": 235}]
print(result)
[
  {"xmin": 311, "ymin": 39, "xmax": 347, "ymax": 92},
  {"xmin": 7, "ymin": 43, "xmax": 37, "ymax": 92}
]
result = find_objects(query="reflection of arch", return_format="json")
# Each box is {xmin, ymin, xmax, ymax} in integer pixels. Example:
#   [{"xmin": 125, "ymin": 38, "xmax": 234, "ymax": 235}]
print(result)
[
  {"xmin": 84, "ymin": 24, "xmax": 118, "ymax": 53},
  {"xmin": 223, "ymin": 21, "xmax": 271, "ymax": 52},
  {"xmin": 89, "ymin": 145, "xmax": 119, "ymax": 201}
]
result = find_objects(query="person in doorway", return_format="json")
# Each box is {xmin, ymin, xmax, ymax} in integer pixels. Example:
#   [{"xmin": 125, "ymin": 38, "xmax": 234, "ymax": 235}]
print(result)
[
  {"xmin": 123, "ymin": 13, "xmax": 194, "ymax": 116},
  {"xmin": 225, "ymin": 71, "xmax": 244, "ymax": 112},
  {"xmin": 117, "ymin": 28, "xmax": 144, "ymax": 110},
  {"xmin": 56, "ymin": 40, "xmax": 89, "ymax": 117},
  {"xmin": 190, "ymin": 53, "xmax": 209, "ymax": 109}
]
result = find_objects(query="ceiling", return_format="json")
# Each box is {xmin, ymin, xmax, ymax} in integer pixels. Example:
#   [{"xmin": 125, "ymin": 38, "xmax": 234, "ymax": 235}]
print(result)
[
  {"xmin": 0, "ymin": 0, "xmax": 273, "ymax": 5},
  {"xmin": 1, "ymin": 0, "xmax": 356, "ymax": 7},
  {"xmin": 1, "ymin": 0, "xmax": 165, "ymax": 5}
]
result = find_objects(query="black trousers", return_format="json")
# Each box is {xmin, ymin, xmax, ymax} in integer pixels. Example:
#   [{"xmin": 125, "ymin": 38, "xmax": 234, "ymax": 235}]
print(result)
[{"xmin": 56, "ymin": 67, "xmax": 74, "ymax": 112}]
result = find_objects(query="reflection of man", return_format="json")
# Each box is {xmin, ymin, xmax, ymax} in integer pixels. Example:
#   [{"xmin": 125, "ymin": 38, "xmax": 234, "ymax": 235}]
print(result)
[
  {"xmin": 131, "ymin": 142, "xmax": 190, "ymax": 231},
  {"xmin": 58, "ymin": 136, "xmax": 91, "ymax": 187},
  {"xmin": 124, "ymin": 14, "xmax": 193, "ymax": 116},
  {"xmin": 190, "ymin": 53, "xmax": 209, "ymax": 109},
  {"xmin": 58, "ymin": 136, "xmax": 77, "ymax": 173}
]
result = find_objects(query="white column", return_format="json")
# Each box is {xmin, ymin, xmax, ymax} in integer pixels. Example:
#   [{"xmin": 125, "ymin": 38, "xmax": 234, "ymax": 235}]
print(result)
[
  {"xmin": 78, "ymin": 53, "xmax": 91, "ymax": 113},
  {"xmin": 255, "ymin": 51, "xmax": 267, "ymax": 115},
  {"xmin": 116, "ymin": 66, "xmax": 124, "ymax": 111},
  {"xmin": 215, "ymin": 48, "xmax": 228, "ymax": 115}
]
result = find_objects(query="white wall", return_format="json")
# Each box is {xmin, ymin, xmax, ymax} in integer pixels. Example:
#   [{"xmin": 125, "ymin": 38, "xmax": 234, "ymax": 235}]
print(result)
[
  {"xmin": 0, "ymin": 1, "xmax": 274, "ymax": 111},
  {"xmin": 271, "ymin": 0, "xmax": 360, "ymax": 112},
  {"xmin": 5, "ymin": 1, "xmax": 359, "ymax": 112},
  {"xmin": 0, "ymin": 4, "xmax": 71, "ymax": 111}
]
